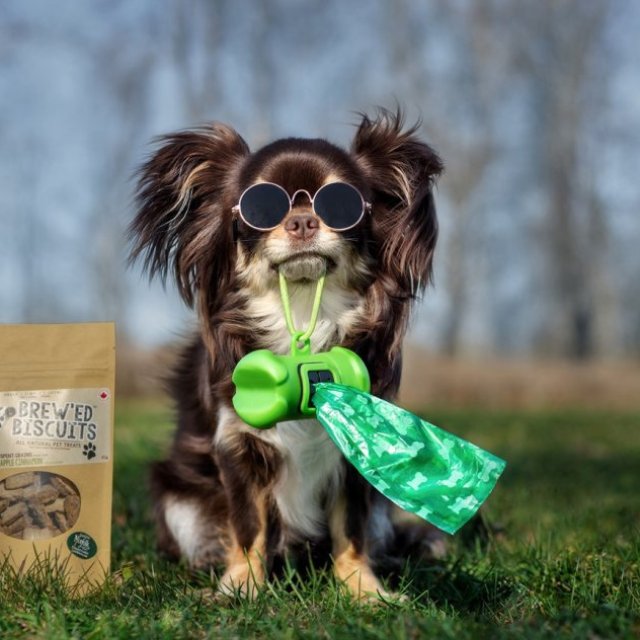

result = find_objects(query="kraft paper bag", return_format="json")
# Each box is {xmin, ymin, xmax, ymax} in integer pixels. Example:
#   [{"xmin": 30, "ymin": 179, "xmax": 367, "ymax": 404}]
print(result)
[{"xmin": 0, "ymin": 323, "xmax": 115, "ymax": 594}]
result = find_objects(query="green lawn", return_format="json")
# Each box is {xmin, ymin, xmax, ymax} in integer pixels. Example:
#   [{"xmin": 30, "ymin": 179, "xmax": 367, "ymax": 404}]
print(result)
[{"xmin": 1, "ymin": 401, "xmax": 639, "ymax": 639}]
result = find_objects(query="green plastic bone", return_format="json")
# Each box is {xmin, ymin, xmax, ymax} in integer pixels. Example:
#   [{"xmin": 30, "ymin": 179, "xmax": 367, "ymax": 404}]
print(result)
[{"xmin": 232, "ymin": 345, "xmax": 370, "ymax": 428}]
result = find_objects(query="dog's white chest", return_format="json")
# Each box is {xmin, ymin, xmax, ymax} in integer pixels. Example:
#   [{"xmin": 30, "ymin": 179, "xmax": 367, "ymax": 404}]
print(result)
[{"xmin": 268, "ymin": 419, "xmax": 344, "ymax": 538}]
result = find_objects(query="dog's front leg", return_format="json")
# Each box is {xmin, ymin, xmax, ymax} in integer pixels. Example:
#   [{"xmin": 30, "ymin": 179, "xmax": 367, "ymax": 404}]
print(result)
[
  {"xmin": 216, "ymin": 430, "xmax": 282, "ymax": 599},
  {"xmin": 329, "ymin": 464, "xmax": 391, "ymax": 602}
]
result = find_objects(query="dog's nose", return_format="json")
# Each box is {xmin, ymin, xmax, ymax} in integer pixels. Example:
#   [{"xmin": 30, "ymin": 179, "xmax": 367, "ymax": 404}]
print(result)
[{"xmin": 284, "ymin": 214, "xmax": 319, "ymax": 240}]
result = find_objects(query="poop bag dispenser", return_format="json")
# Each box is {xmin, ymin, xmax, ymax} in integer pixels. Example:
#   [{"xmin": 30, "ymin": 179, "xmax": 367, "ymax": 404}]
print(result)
[
  {"xmin": 232, "ymin": 269, "xmax": 506, "ymax": 534},
  {"xmin": 232, "ymin": 344, "xmax": 370, "ymax": 428}
]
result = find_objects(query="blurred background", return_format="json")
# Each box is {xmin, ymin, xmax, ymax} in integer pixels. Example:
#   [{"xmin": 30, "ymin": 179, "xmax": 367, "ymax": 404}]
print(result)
[{"xmin": 1, "ymin": 0, "xmax": 639, "ymax": 409}]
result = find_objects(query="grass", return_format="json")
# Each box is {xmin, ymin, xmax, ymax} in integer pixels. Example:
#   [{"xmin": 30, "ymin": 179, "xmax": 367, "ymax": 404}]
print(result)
[{"xmin": 1, "ymin": 400, "xmax": 639, "ymax": 639}]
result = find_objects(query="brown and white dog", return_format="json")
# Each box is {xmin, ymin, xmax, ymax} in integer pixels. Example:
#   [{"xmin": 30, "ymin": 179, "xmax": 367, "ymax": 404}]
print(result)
[{"xmin": 129, "ymin": 109, "xmax": 444, "ymax": 601}]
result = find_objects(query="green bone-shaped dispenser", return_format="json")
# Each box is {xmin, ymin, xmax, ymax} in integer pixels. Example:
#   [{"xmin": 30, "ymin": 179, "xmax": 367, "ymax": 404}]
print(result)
[{"xmin": 232, "ymin": 340, "xmax": 370, "ymax": 429}]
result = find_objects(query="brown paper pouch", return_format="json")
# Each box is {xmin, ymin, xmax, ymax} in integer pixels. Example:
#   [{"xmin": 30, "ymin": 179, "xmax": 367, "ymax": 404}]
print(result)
[{"xmin": 0, "ymin": 323, "xmax": 114, "ymax": 595}]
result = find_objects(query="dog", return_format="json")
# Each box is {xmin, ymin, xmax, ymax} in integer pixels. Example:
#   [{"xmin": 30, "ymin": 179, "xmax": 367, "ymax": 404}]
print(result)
[{"xmin": 129, "ymin": 108, "xmax": 444, "ymax": 601}]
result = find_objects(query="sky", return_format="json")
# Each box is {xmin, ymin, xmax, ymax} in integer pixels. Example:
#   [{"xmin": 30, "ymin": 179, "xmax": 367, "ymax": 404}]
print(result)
[{"xmin": 1, "ymin": 0, "xmax": 638, "ymax": 355}]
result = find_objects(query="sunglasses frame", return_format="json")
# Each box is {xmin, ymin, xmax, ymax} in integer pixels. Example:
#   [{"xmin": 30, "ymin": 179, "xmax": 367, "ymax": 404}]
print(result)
[{"xmin": 232, "ymin": 181, "xmax": 372, "ymax": 232}]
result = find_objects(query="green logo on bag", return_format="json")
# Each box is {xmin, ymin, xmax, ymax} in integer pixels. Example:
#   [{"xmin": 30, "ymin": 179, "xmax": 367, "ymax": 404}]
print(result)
[{"xmin": 67, "ymin": 532, "xmax": 97, "ymax": 559}]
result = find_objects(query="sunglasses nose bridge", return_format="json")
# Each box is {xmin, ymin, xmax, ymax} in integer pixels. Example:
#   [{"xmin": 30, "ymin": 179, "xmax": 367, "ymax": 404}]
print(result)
[{"xmin": 290, "ymin": 189, "xmax": 314, "ymax": 208}]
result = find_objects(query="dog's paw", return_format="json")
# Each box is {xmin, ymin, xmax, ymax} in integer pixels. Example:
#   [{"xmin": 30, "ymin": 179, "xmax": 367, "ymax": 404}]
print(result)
[
  {"xmin": 342, "ymin": 579, "xmax": 409, "ymax": 606},
  {"xmin": 216, "ymin": 563, "xmax": 264, "ymax": 601},
  {"xmin": 334, "ymin": 553, "xmax": 403, "ymax": 606}
]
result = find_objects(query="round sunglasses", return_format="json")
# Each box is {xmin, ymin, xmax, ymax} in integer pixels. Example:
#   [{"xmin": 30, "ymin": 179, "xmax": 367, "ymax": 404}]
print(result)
[{"xmin": 232, "ymin": 182, "xmax": 371, "ymax": 232}]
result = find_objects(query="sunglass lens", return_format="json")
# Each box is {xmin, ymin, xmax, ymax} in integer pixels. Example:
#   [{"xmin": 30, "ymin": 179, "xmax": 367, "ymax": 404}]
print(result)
[
  {"xmin": 313, "ymin": 183, "xmax": 364, "ymax": 230},
  {"xmin": 239, "ymin": 183, "xmax": 290, "ymax": 229}
]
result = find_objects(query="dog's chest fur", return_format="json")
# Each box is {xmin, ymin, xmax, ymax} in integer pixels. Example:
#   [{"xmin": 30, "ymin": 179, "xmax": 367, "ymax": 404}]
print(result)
[
  {"xmin": 262, "ymin": 419, "xmax": 344, "ymax": 539},
  {"xmin": 244, "ymin": 280, "xmax": 365, "ymax": 354},
  {"xmin": 234, "ymin": 281, "xmax": 364, "ymax": 538}
]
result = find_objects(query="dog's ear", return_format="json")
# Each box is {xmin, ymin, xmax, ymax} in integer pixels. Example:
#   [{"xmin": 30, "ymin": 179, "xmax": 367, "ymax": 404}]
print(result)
[
  {"xmin": 351, "ymin": 109, "xmax": 443, "ymax": 297},
  {"xmin": 130, "ymin": 123, "xmax": 249, "ymax": 308}
]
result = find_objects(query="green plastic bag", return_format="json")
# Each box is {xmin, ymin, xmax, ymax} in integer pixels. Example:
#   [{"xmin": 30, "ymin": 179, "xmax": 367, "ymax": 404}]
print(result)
[{"xmin": 312, "ymin": 383, "xmax": 506, "ymax": 534}]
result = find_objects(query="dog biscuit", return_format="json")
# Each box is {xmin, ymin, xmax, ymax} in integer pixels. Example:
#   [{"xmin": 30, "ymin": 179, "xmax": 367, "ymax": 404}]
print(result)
[
  {"xmin": 1, "ymin": 502, "xmax": 27, "ymax": 526},
  {"xmin": 51, "ymin": 511, "xmax": 68, "ymax": 532},
  {"xmin": 27, "ymin": 485, "xmax": 59, "ymax": 505},
  {"xmin": 4, "ymin": 472, "xmax": 36, "ymax": 490},
  {"xmin": 7, "ymin": 515, "xmax": 31, "ymax": 536},
  {"xmin": 64, "ymin": 495, "xmax": 81, "ymax": 523},
  {"xmin": 50, "ymin": 476, "xmax": 76, "ymax": 497}
]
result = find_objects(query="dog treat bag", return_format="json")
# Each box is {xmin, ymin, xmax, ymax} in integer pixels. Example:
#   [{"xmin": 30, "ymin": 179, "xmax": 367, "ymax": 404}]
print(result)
[{"xmin": 0, "ymin": 323, "xmax": 115, "ymax": 594}]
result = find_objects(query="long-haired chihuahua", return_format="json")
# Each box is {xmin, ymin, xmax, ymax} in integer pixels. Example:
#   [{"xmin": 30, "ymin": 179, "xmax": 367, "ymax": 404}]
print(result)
[{"xmin": 129, "ymin": 108, "xmax": 444, "ymax": 601}]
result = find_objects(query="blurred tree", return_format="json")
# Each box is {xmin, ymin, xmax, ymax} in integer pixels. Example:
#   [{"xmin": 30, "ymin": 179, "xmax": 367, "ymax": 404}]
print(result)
[
  {"xmin": 249, "ymin": 0, "xmax": 278, "ymax": 145},
  {"xmin": 86, "ymin": 37, "xmax": 155, "ymax": 326},
  {"xmin": 434, "ymin": 2, "xmax": 504, "ymax": 356},
  {"xmin": 512, "ymin": 0, "xmax": 615, "ymax": 358},
  {"xmin": 387, "ymin": 0, "xmax": 504, "ymax": 355},
  {"xmin": 172, "ymin": 0, "xmax": 226, "ymax": 122}
]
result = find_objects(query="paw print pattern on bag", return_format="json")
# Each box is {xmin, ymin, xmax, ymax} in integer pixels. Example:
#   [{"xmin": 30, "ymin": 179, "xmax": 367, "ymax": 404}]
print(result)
[{"xmin": 82, "ymin": 443, "xmax": 97, "ymax": 460}]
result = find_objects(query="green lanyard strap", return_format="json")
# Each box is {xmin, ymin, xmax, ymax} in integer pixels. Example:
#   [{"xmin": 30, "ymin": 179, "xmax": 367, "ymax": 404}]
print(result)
[{"xmin": 278, "ymin": 270, "xmax": 326, "ymax": 355}]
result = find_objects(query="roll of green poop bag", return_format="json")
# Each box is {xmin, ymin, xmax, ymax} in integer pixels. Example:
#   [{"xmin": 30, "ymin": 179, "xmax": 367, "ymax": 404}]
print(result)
[
  {"xmin": 232, "ymin": 271, "xmax": 506, "ymax": 535},
  {"xmin": 312, "ymin": 383, "xmax": 506, "ymax": 535}
]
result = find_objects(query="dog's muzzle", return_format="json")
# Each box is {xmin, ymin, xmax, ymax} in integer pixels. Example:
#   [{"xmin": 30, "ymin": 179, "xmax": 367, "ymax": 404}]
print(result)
[{"xmin": 277, "ymin": 253, "xmax": 332, "ymax": 282}]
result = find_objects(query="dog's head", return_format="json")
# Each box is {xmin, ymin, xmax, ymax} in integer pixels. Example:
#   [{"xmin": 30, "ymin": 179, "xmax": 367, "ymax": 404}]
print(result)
[{"xmin": 130, "ymin": 109, "xmax": 442, "ymax": 325}]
